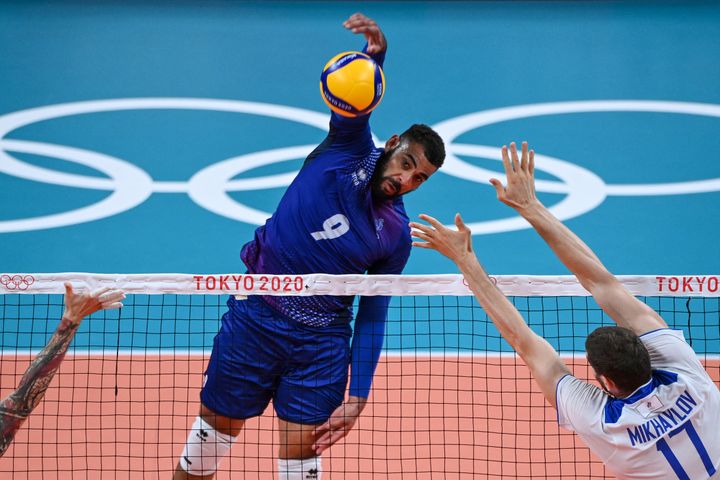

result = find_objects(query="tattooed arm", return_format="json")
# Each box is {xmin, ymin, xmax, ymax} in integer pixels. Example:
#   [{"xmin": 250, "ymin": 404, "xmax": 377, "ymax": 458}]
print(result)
[{"xmin": 0, "ymin": 282, "xmax": 124, "ymax": 457}]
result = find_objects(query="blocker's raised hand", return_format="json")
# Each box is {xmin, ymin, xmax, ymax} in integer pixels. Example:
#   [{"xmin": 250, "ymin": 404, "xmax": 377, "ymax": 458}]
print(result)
[
  {"xmin": 410, "ymin": 213, "xmax": 474, "ymax": 264},
  {"xmin": 62, "ymin": 283, "xmax": 125, "ymax": 326},
  {"xmin": 490, "ymin": 141, "xmax": 538, "ymax": 211}
]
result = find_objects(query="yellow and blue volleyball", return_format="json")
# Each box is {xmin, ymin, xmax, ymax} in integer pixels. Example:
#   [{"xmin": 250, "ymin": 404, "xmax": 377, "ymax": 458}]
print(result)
[{"xmin": 320, "ymin": 51, "xmax": 385, "ymax": 117}]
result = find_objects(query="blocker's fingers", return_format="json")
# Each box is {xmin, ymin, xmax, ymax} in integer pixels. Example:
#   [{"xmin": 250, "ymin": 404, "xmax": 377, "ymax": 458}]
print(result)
[
  {"xmin": 102, "ymin": 302, "xmax": 124, "ymax": 310},
  {"xmin": 90, "ymin": 286, "xmax": 111, "ymax": 298},
  {"xmin": 520, "ymin": 142, "xmax": 529, "ymax": 171},
  {"xmin": 410, "ymin": 231, "xmax": 432, "ymax": 243},
  {"xmin": 99, "ymin": 290, "xmax": 125, "ymax": 310},
  {"xmin": 98, "ymin": 289, "xmax": 124, "ymax": 301},
  {"xmin": 411, "ymin": 241, "xmax": 433, "ymax": 249},
  {"xmin": 97, "ymin": 288, "xmax": 125, "ymax": 301},
  {"xmin": 500, "ymin": 145, "xmax": 512, "ymax": 175},
  {"xmin": 409, "ymin": 221, "xmax": 433, "ymax": 234},
  {"xmin": 489, "ymin": 178, "xmax": 505, "ymax": 199},
  {"xmin": 417, "ymin": 214, "xmax": 444, "ymax": 230},
  {"xmin": 529, "ymin": 149, "xmax": 535, "ymax": 175},
  {"xmin": 510, "ymin": 142, "xmax": 520, "ymax": 172}
]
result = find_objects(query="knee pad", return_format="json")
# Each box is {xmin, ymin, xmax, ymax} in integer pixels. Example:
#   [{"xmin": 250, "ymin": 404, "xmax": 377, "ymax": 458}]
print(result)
[{"xmin": 179, "ymin": 416, "xmax": 237, "ymax": 476}]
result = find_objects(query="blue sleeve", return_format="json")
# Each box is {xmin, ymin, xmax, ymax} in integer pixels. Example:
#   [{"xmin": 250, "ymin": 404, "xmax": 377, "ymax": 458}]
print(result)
[
  {"xmin": 341, "ymin": 41, "xmax": 392, "ymax": 398},
  {"xmin": 349, "ymin": 295, "xmax": 390, "ymax": 398},
  {"xmin": 348, "ymin": 226, "xmax": 409, "ymax": 398},
  {"xmin": 363, "ymin": 43, "xmax": 386, "ymax": 69}
]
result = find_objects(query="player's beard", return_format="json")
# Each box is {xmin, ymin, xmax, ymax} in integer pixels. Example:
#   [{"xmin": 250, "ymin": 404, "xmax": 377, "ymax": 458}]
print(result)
[{"xmin": 370, "ymin": 147, "xmax": 401, "ymax": 201}]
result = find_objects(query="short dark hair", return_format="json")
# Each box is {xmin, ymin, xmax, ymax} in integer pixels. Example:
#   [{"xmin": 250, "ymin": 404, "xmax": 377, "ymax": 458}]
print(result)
[
  {"xmin": 399, "ymin": 124, "xmax": 445, "ymax": 169},
  {"xmin": 586, "ymin": 326, "xmax": 651, "ymax": 396}
]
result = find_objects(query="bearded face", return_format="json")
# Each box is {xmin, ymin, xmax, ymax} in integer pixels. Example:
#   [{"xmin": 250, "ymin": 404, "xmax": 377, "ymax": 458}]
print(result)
[
  {"xmin": 370, "ymin": 140, "xmax": 437, "ymax": 201},
  {"xmin": 370, "ymin": 147, "xmax": 401, "ymax": 200}
]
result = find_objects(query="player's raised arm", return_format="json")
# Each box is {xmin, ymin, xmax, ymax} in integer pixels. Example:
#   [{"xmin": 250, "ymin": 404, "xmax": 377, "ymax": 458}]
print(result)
[
  {"xmin": 410, "ymin": 214, "xmax": 570, "ymax": 407},
  {"xmin": 317, "ymin": 12, "xmax": 387, "ymax": 148},
  {"xmin": 491, "ymin": 142, "xmax": 666, "ymax": 336},
  {"xmin": 0, "ymin": 283, "xmax": 125, "ymax": 457}
]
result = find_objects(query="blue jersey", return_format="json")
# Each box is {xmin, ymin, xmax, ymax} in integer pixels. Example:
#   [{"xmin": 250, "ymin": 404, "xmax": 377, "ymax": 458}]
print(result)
[
  {"xmin": 240, "ymin": 110, "xmax": 410, "ymax": 327},
  {"xmin": 230, "ymin": 47, "xmax": 405, "ymax": 400}
]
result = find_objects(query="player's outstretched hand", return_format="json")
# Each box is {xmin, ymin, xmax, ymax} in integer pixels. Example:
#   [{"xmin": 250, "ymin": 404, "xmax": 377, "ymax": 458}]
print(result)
[
  {"xmin": 312, "ymin": 396, "xmax": 366, "ymax": 455},
  {"xmin": 490, "ymin": 141, "xmax": 538, "ymax": 211},
  {"xmin": 410, "ymin": 213, "xmax": 474, "ymax": 264},
  {"xmin": 62, "ymin": 282, "xmax": 125, "ymax": 326},
  {"xmin": 343, "ymin": 12, "xmax": 386, "ymax": 54}
]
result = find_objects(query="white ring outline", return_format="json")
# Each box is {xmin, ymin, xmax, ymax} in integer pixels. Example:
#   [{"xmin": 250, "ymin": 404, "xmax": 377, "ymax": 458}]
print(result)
[
  {"xmin": 0, "ymin": 99, "xmax": 334, "ymax": 231},
  {"xmin": 439, "ymin": 143, "xmax": 607, "ymax": 235},
  {"xmin": 0, "ymin": 98, "xmax": 391, "ymax": 231},
  {"xmin": 188, "ymin": 145, "xmax": 317, "ymax": 225},
  {"xmin": 0, "ymin": 99, "xmax": 719, "ymax": 233},
  {"xmin": 0, "ymin": 139, "xmax": 153, "ymax": 233},
  {"xmin": 432, "ymin": 100, "xmax": 720, "ymax": 194},
  {"xmin": 431, "ymin": 100, "xmax": 720, "ymax": 233}
]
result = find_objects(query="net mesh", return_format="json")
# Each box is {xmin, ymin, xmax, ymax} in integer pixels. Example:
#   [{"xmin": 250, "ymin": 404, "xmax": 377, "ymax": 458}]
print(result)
[{"xmin": 0, "ymin": 274, "xmax": 718, "ymax": 479}]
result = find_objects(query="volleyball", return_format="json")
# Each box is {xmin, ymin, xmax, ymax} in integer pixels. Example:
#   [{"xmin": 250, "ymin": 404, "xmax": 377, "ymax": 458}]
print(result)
[{"xmin": 320, "ymin": 51, "xmax": 385, "ymax": 117}]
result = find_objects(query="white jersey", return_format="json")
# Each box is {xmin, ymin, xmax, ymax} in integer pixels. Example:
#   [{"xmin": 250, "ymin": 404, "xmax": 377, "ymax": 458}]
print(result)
[{"xmin": 556, "ymin": 329, "xmax": 720, "ymax": 480}]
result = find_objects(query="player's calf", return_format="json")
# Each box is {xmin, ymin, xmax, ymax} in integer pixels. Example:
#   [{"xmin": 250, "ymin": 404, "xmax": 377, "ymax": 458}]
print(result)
[
  {"xmin": 278, "ymin": 457, "xmax": 323, "ymax": 480},
  {"xmin": 277, "ymin": 418, "xmax": 324, "ymax": 480}
]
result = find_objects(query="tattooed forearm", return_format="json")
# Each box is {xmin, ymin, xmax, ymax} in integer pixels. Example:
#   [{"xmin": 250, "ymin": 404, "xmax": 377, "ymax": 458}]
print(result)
[
  {"xmin": 0, "ymin": 320, "xmax": 79, "ymax": 457},
  {"xmin": 0, "ymin": 284, "xmax": 124, "ymax": 458}
]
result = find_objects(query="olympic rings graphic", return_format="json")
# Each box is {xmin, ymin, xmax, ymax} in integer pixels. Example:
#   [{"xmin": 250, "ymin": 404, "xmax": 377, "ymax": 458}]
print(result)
[
  {"xmin": 1, "ymin": 98, "xmax": 719, "ymax": 234},
  {"xmin": 0, "ymin": 274, "xmax": 35, "ymax": 291}
]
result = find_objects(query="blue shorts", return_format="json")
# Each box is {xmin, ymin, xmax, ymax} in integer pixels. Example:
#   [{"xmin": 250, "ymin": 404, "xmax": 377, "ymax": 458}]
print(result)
[{"xmin": 201, "ymin": 296, "xmax": 352, "ymax": 425}]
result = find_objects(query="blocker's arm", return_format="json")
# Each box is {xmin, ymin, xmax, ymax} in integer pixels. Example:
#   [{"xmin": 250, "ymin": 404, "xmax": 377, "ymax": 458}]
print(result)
[
  {"xmin": 411, "ymin": 214, "xmax": 570, "ymax": 407},
  {"xmin": 494, "ymin": 142, "xmax": 667, "ymax": 336}
]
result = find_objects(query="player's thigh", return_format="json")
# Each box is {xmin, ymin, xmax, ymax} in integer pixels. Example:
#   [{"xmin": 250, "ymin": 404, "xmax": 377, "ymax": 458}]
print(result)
[
  {"xmin": 201, "ymin": 302, "xmax": 291, "ymax": 420},
  {"xmin": 277, "ymin": 417, "xmax": 318, "ymax": 459},
  {"xmin": 274, "ymin": 328, "xmax": 350, "ymax": 425}
]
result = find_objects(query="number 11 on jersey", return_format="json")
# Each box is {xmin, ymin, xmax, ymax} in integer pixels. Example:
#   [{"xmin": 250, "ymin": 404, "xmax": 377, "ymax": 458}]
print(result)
[{"xmin": 656, "ymin": 419, "xmax": 716, "ymax": 480}]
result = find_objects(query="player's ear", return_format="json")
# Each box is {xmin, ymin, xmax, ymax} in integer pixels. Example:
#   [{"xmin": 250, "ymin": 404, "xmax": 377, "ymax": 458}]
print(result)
[
  {"xmin": 384, "ymin": 134, "xmax": 400, "ymax": 150},
  {"xmin": 597, "ymin": 374, "xmax": 621, "ymax": 397}
]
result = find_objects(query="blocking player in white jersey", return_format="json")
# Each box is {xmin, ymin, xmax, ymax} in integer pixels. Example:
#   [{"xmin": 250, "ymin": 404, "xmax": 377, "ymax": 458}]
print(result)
[{"xmin": 410, "ymin": 141, "xmax": 720, "ymax": 480}]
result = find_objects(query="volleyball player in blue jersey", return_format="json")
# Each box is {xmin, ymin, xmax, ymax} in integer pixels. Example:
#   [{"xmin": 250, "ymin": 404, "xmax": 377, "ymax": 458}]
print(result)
[
  {"xmin": 174, "ymin": 13, "xmax": 445, "ymax": 480},
  {"xmin": 411, "ymin": 142, "xmax": 719, "ymax": 480}
]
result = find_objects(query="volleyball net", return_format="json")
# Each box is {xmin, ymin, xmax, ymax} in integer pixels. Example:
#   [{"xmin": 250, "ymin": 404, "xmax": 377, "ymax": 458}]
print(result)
[{"xmin": 0, "ymin": 273, "xmax": 718, "ymax": 479}]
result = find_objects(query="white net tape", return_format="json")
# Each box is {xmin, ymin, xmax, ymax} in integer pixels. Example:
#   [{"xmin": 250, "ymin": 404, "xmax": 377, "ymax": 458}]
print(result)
[{"xmin": 2, "ymin": 273, "xmax": 719, "ymax": 297}]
